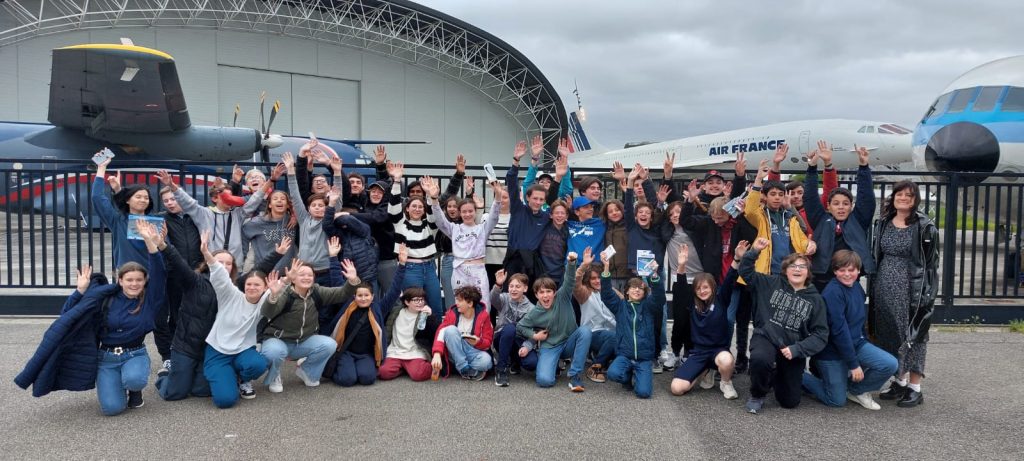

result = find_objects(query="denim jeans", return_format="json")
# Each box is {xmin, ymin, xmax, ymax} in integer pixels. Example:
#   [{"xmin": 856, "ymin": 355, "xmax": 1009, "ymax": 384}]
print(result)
[
  {"xmin": 403, "ymin": 260, "xmax": 444, "ymax": 319},
  {"xmin": 439, "ymin": 326, "xmax": 492, "ymax": 375},
  {"xmin": 607, "ymin": 356, "xmax": 654, "ymax": 398},
  {"xmin": 260, "ymin": 335, "xmax": 338, "ymax": 387},
  {"xmin": 203, "ymin": 345, "xmax": 268, "ymax": 409},
  {"xmin": 535, "ymin": 326, "xmax": 592, "ymax": 387},
  {"xmin": 96, "ymin": 346, "xmax": 151, "ymax": 416},
  {"xmin": 332, "ymin": 351, "xmax": 378, "ymax": 387},
  {"xmin": 802, "ymin": 342, "xmax": 899, "ymax": 407},
  {"xmin": 155, "ymin": 349, "xmax": 210, "ymax": 401},
  {"xmin": 440, "ymin": 253, "xmax": 454, "ymax": 310},
  {"xmin": 590, "ymin": 329, "xmax": 617, "ymax": 367},
  {"xmin": 494, "ymin": 323, "xmax": 539, "ymax": 370}
]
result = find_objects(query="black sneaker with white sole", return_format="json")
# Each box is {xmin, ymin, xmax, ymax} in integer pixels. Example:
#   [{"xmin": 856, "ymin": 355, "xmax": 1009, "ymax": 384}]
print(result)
[
  {"xmin": 127, "ymin": 390, "xmax": 144, "ymax": 409},
  {"xmin": 494, "ymin": 368, "xmax": 510, "ymax": 387}
]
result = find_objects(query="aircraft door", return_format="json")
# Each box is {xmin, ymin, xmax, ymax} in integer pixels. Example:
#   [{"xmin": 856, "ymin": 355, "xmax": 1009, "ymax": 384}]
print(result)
[{"xmin": 798, "ymin": 131, "xmax": 811, "ymax": 156}]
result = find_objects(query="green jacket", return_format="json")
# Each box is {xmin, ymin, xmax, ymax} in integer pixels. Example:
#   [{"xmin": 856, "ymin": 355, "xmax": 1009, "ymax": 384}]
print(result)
[
  {"xmin": 261, "ymin": 281, "xmax": 359, "ymax": 343},
  {"xmin": 516, "ymin": 261, "xmax": 578, "ymax": 348}
]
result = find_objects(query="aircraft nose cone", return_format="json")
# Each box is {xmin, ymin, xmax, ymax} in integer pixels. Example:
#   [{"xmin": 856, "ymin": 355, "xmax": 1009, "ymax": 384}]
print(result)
[{"xmin": 925, "ymin": 121, "xmax": 999, "ymax": 182}]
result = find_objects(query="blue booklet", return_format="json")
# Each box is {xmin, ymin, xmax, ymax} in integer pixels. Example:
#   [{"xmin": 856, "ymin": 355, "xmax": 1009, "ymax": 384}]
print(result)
[
  {"xmin": 636, "ymin": 250, "xmax": 656, "ymax": 277},
  {"xmin": 127, "ymin": 215, "xmax": 165, "ymax": 240}
]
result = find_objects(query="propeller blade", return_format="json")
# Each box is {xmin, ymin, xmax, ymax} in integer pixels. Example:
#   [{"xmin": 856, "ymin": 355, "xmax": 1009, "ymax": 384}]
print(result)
[
  {"xmin": 265, "ymin": 100, "xmax": 281, "ymax": 139},
  {"xmin": 258, "ymin": 91, "xmax": 267, "ymax": 134},
  {"xmin": 260, "ymin": 146, "xmax": 270, "ymax": 164},
  {"xmin": 232, "ymin": 104, "xmax": 240, "ymax": 128}
]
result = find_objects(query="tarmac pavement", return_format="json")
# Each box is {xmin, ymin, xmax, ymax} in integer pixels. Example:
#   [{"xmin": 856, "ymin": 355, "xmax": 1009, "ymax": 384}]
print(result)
[{"xmin": 1, "ymin": 318, "xmax": 1022, "ymax": 460}]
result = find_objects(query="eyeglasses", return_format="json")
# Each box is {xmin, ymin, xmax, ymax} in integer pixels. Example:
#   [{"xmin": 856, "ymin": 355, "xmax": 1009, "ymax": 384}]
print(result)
[
  {"xmin": 312, "ymin": 179, "xmax": 329, "ymax": 184},
  {"xmin": 408, "ymin": 298, "xmax": 426, "ymax": 303},
  {"xmin": 789, "ymin": 264, "xmax": 808, "ymax": 270}
]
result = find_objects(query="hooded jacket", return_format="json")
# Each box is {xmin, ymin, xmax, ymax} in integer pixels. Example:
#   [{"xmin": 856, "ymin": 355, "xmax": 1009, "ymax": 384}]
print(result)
[
  {"xmin": 624, "ymin": 188, "xmax": 672, "ymax": 274},
  {"xmin": 490, "ymin": 287, "xmax": 535, "ymax": 332},
  {"xmin": 742, "ymin": 189, "xmax": 810, "ymax": 280},
  {"xmin": 599, "ymin": 272, "xmax": 666, "ymax": 361},
  {"xmin": 804, "ymin": 165, "xmax": 877, "ymax": 276},
  {"xmin": 323, "ymin": 208, "xmax": 379, "ymax": 282},
  {"xmin": 870, "ymin": 211, "xmax": 939, "ymax": 344},
  {"xmin": 173, "ymin": 186, "xmax": 266, "ymax": 267},
  {"xmin": 738, "ymin": 248, "xmax": 829, "ymax": 358},
  {"xmin": 352, "ymin": 182, "xmax": 397, "ymax": 261}
]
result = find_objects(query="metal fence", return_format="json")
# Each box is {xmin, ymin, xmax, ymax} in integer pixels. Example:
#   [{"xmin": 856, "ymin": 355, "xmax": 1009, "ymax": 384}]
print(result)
[{"xmin": 2, "ymin": 159, "xmax": 1022, "ymax": 311}]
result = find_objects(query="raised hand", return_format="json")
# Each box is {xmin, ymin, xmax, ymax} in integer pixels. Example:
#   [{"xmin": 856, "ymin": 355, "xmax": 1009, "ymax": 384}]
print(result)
[
  {"xmin": 734, "ymin": 240, "xmax": 750, "ymax": 259},
  {"xmin": 513, "ymin": 140, "xmax": 527, "ymax": 162},
  {"xmin": 156, "ymin": 170, "xmax": 177, "ymax": 190},
  {"xmin": 455, "ymin": 154, "xmax": 466, "ymax": 174},
  {"xmin": 283, "ymin": 258, "xmax": 303, "ymax": 284},
  {"xmin": 281, "ymin": 152, "xmax": 295, "ymax": 171},
  {"xmin": 581, "ymin": 246, "xmax": 594, "ymax": 267},
  {"xmin": 490, "ymin": 181, "xmax": 505, "ymax": 203},
  {"xmin": 677, "ymin": 244, "xmax": 689, "ymax": 271},
  {"xmin": 275, "ymin": 236, "xmax": 292, "ymax": 255},
  {"xmin": 530, "ymin": 134, "xmax": 544, "ymax": 159},
  {"xmin": 267, "ymin": 270, "xmax": 285, "ymax": 297},
  {"xmin": 420, "ymin": 176, "xmax": 439, "ymax": 199},
  {"xmin": 495, "ymin": 269, "xmax": 507, "ymax": 287},
  {"xmin": 329, "ymin": 150, "xmax": 343, "ymax": 173},
  {"xmin": 106, "ymin": 170, "xmax": 122, "ymax": 193},
  {"xmin": 752, "ymin": 237, "xmax": 769, "ymax": 251},
  {"xmin": 76, "ymin": 264, "xmax": 93, "ymax": 294},
  {"xmin": 636, "ymin": 164, "xmax": 649, "ymax": 181},
  {"xmin": 327, "ymin": 236, "xmax": 342, "ymax": 257},
  {"xmin": 200, "ymin": 230, "xmax": 213, "ymax": 261},
  {"xmin": 397, "ymin": 243, "xmax": 409, "ymax": 265},
  {"xmin": 663, "ymin": 152, "xmax": 676, "ymax": 179},
  {"xmin": 806, "ymin": 143, "xmax": 819, "ymax": 165},
  {"xmin": 818, "ymin": 140, "xmax": 833, "ymax": 166},
  {"xmin": 374, "ymin": 145, "xmax": 387, "ymax": 164},
  {"xmin": 386, "ymin": 161, "xmax": 404, "ymax": 180},
  {"xmin": 687, "ymin": 179, "xmax": 700, "ymax": 203},
  {"xmin": 327, "ymin": 187, "xmax": 341, "ymax": 207},
  {"xmin": 612, "ymin": 161, "xmax": 626, "ymax": 182},
  {"xmin": 735, "ymin": 152, "xmax": 747, "ymax": 177},
  {"xmin": 341, "ymin": 259, "xmax": 359, "ymax": 283},
  {"xmin": 755, "ymin": 159, "xmax": 770, "ymax": 182},
  {"xmin": 463, "ymin": 176, "xmax": 475, "ymax": 197},
  {"xmin": 554, "ymin": 153, "xmax": 569, "ymax": 180},
  {"xmin": 855, "ymin": 144, "xmax": 870, "ymax": 166},
  {"xmin": 557, "ymin": 138, "xmax": 571, "ymax": 157},
  {"xmin": 656, "ymin": 184, "xmax": 671, "ymax": 204},
  {"xmin": 567, "ymin": 251, "xmax": 578, "ymax": 262},
  {"xmin": 232, "ymin": 164, "xmax": 244, "ymax": 184},
  {"xmin": 772, "ymin": 143, "xmax": 788, "ymax": 167},
  {"xmin": 627, "ymin": 164, "xmax": 642, "ymax": 185},
  {"xmin": 270, "ymin": 163, "xmax": 286, "ymax": 182}
]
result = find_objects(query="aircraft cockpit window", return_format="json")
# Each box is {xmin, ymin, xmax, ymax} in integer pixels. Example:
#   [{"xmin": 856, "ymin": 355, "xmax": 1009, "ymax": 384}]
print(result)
[
  {"xmin": 1002, "ymin": 87, "xmax": 1024, "ymax": 112},
  {"xmin": 924, "ymin": 92, "xmax": 954, "ymax": 120},
  {"xmin": 972, "ymin": 86, "xmax": 1003, "ymax": 112},
  {"xmin": 354, "ymin": 157, "xmax": 371, "ymax": 165},
  {"xmin": 879, "ymin": 124, "xmax": 912, "ymax": 135},
  {"xmin": 857, "ymin": 126, "xmax": 867, "ymax": 133},
  {"xmin": 865, "ymin": 126, "xmax": 875, "ymax": 133},
  {"xmin": 946, "ymin": 87, "xmax": 977, "ymax": 113}
]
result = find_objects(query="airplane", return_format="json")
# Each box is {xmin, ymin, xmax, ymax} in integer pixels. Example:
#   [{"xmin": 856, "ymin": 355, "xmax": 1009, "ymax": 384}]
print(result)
[
  {"xmin": 912, "ymin": 55, "xmax": 1024, "ymax": 183},
  {"xmin": 0, "ymin": 41, "xmax": 408, "ymax": 223},
  {"xmin": 566, "ymin": 114, "xmax": 914, "ymax": 174}
]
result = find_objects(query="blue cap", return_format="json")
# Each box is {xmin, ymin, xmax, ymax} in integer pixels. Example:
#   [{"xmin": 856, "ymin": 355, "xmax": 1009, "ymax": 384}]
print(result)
[{"xmin": 572, "ymin": 196, "xmax": 598, "ymax": 210}]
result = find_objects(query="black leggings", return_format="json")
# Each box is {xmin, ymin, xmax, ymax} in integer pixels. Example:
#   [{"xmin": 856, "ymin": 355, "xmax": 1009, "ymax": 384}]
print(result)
[{"xmin": 748, "ymin": 334, "xmax": 805, "ymax": 408}]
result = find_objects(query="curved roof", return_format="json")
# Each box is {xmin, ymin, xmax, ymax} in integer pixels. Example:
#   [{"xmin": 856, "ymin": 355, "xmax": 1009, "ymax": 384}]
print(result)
[
  {"xmin": 0, "ymin": 0, "xmax": 568, "ymax": 158},
  {"xmin": 942, "ymin": 55, "xmax": 1024, "ymax": 93}
]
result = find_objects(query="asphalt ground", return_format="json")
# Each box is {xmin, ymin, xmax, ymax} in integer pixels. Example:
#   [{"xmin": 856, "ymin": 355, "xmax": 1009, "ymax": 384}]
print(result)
[{"xmin": 2, "ymin": 319, "xmax": 1022, "ymax": 460}]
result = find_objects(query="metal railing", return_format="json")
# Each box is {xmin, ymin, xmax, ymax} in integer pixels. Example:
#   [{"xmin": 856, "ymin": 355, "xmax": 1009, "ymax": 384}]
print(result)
[{"xmin": 2, "ymin": 159, "xmax": 1022, "ymax": 311}]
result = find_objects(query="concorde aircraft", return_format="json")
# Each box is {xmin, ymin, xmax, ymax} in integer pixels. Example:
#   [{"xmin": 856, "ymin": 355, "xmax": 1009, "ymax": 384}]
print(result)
[{"xmin": 565, "ymin": 111, "xmax": 914, "ymax": 174}]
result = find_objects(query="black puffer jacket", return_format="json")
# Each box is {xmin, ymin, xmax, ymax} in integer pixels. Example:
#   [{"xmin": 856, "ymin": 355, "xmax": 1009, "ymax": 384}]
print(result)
[
  {"xmin": 870, "ymin": 211, "xmax": 939, "ymax": 343},
  {"xmin": 162, "ymin": 244, "xmax": 285, "ymax": 360},
  {"xmin": 160, "ymin": 211, "xmax": 203, "ymax": 270}
]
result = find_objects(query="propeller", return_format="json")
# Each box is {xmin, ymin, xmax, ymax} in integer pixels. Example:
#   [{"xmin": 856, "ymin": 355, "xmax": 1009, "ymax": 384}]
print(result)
[
  {"xmin": 232, "ymin": 104, "xmax": 240, "ymax": 128},
  {"xmin": 256, "ymin": 91, "xmax": 283, "ymax": 163}
]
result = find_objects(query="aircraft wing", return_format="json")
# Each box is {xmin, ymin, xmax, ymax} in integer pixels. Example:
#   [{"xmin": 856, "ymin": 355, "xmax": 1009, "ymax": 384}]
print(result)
[{"xmin": 48, "ymin": 44, "xmax": 190, "ymax": 134}]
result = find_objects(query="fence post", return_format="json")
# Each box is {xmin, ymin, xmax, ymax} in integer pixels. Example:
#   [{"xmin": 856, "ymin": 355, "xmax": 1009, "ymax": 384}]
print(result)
[{"xmin": 941, "ymin": 173, "xmax": 959, "ymax": 309}]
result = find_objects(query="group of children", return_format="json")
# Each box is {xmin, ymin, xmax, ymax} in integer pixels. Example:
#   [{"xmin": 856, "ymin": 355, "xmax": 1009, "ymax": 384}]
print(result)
[{"xmin": 17, "ymin": 136, "xmax": 937, "ymax": 417}]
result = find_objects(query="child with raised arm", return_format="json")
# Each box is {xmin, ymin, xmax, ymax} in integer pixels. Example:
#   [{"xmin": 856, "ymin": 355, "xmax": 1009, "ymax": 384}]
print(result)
[
  {"xmin": 669, "ymin": 244, "xmax": 740, "ymax": 400},
  {"xmin": 91, "ymin": 155, "xmax": 155, "ymax": 268},
  {"xmin": 599, "ymin": 247, "xmax": 666, "ymax": 399},
  {"xmin": 283, "ymin": 151, "xmax": 334, "ymax": 285},
  {"xmin": 387, "ymin": 162, "xmax": 443, "ymax": 318},
  {"xmin": 515, "ymin": 249, "xmax": 592, "ymax": 392},
  {"xmin": 490, "ymin": 270, "xmax": 538, "ymax": 387},
  {"xmin": 738, "ymin": 237, "xmax": 829, "ymax": 414}
]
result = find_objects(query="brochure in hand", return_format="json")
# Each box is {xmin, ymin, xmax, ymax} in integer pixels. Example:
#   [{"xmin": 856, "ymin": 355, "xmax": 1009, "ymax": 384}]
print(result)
[{"xmin": 127, "ymin": 215, "xmax": 165, "ymax": 240}]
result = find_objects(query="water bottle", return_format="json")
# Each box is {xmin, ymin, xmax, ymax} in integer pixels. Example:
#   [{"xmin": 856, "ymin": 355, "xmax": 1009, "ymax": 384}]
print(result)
[{"xmin": 416, "ymin": 311, "xmax": 428, "ymax": 330}]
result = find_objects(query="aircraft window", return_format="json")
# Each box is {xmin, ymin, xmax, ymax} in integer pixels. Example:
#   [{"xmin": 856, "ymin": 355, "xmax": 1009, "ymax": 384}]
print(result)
[
  {"xmin": 879, "ymin": 124, "xmax": 912, "ymax": 135},
  {"xmin": 865, "ymin": 126, "xmax": 875, "ymax": 133},
  {"xmin": 946, "ymin": 87, "xmax": 977, "ymax": 113},
  {"xmin": 857, "ymin": 126, "xmax": 866, "ymax": 133},
  {"xmin": 1002, "ymin": 87, "xmax": 1024, "ymax": 112},
  {"xmin": 878, "ymin": 126, "xmax": 894, "ymax": 134},
  {"xmin": 924, "ymin": 92, "xmax": 954, "ymax": 119},
  {"xmin": 972, "ymin": 86, "xmax": 1003, "ymax": 111}
]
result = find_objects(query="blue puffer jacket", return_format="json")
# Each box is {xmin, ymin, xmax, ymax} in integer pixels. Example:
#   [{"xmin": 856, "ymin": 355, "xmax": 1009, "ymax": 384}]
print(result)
[
  {"xmin": 599, "ymin": 273, "xmax": 665, "ymax": 361},
  {"xmin": 324, "ymin": 207, "xmax": 379, "ymax": 282},
  {"xmin": 15, "ymin": 279, "xmax": 119, "ymax": 397}
]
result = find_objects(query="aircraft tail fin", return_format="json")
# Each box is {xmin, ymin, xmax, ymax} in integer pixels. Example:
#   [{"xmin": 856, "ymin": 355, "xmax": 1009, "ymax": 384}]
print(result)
[{"xmin": 567, "ymin": 111, "xmax": 608, "ymax": 154}]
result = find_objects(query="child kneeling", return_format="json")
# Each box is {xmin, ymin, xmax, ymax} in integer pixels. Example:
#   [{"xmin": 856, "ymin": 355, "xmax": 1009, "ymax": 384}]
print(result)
[
  {"xmin": 378, "ymin": 288, "xmax": 439, "ymax": 382},
  {"xmin": 669, "ymin": 244, "xmax": 739, "ymax": 399},
  {"xmin": 431, "ymin": 286, "xmax": 494, "ymax": 380}
]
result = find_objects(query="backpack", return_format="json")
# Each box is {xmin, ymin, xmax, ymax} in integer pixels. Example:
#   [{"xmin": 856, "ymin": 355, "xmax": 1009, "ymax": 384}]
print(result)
[{"xmin": 257, "ymin": 289, "xmax": 323, "ymax": 341}]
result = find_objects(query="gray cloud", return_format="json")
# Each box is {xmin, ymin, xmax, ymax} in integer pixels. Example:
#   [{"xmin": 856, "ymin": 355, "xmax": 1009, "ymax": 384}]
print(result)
[{"xmin": 420, "ymin": 0, "xmax": 1021, "ymax": 149}]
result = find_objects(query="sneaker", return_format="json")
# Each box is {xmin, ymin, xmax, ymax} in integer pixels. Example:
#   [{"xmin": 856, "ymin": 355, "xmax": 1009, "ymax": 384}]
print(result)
[
  {"xmin": 295, "ymin": 366, "xmax": 320, "ymax": 387},
  {"xmin": 239, "ymin": 381, "xmax": 256, "ymax": 400},
  {"xmin": 494, "ymin": 367, "xmax": 510, "ymax": 387},
  {"xmin": 652, "ymin": 361, "xmax": 664, "ymax": 374},
  {"xmin": 734, "ymin": 356, "xmax": 749, "ymax": 374},
  {"xmin": 461, "ymin": 369, "xmax": 486, "ymax": 381},
  {"xmin": 700, "ymin": 370, "xmax": 716, "ymax": 389},
  {"xmin": 745, "ymin": 396, "xmax": 765, "ymax": 414},
  {"xmin": 659, "ymin": 348, "xmax": 678, "ymax": 371},
  {"xmin": 268, "ymin": 375, "xmax": 283, "ymax": 393},
  {"xmin": 158, "ymin": 359, "xmax": 171, "ymax": 377},
  {"xmin": 587, "ymin": 364, "xmax": 607, "ymax": 383},
  {"xmin": 720, "ymin": 380, "xmax": 738, "ymax": 400},
  {"xmin": 568, "ymin": 374, "xmax": 585, "ymax": 392},
  {"xmin": 847, "ymin": 392, "xmax": 881, "ymax": 410},
  {"xmin": 127, "ymin": 390, "xmax": 144, "ymax": 409},
  {"xmin": 509, "ymin": 362, "xmax": 521, "ymax": 375}
]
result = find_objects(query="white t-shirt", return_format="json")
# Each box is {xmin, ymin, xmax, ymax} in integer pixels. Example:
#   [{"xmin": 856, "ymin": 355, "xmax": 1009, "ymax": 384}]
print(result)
[{"xmin": 386, "ymin": 309, "xmax": 429, "ymax": 360}]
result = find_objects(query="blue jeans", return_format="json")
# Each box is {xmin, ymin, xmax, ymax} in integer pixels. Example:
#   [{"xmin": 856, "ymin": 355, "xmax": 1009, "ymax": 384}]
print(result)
[
  {"xmin": 536, "ymin": 326, "xmax": 592, "ymax": 387},
  {"xmin": 332, "ymin": 351, "xmax": 378, "ymax": 387},
  {"xmin": 204, "ymin": 345, "xmax": 268, "ymax": 409},
  {"xmin": 802, "ymin": 342, "xmax": 899, "ymax": 407},
  {"xmin": 607, "ymin": 355, "xmax": 654, "ymax": 399},
  {"xmin": 403, "ymin": 260, "xmax": 444, "ymax": 320},
  {"xmin": 377, "ymin": 259, "xmax": 399, "ymax": 302},
  {"xmin": 590, "ymin": 329, "xmax": 616, "ymax": 367},
  {"xmin": 439, "ymin": 326, "xmax": 492, "ymax": 375},
  {"xmin": 96, "ymin": 346, "xmax": 151, "ymax": 416},
  {"xmin": 260, "ymin": 335, "xmax": 338, "ymax": 386},
  {"xmin": 494, "ymin": 323, "xmax": 538, "ymax": 370},
  {"xmin": 155, "ymin": 349, "xmax": 210, "ymax": 401},
  {"xmin": 440, "ymin": 253, "xmax": 454, "ymax": 310}
]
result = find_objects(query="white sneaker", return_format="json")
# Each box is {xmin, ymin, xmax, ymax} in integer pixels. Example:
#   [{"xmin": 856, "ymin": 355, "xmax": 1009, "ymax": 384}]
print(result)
[
  {"xmin": 158, "ymin": 359, "xmax": 171, "ymax": 376},
  {"xmin": 268, "ymin": 375, "xmax": 283, "ymax": 393},
  {"xmin": 659, "ymin": 348, "xmax": 678, "ymax": 370},
  {"xmin": 652, "ymin": 361, "xmax": 664, "ymax": 374},
  {"xmin": 720, "ymin": 380, "xmax": 738, "ymax": 399},
  {"xmin": 700, "ymin": 370, "xmax": 716, "ymax": 389},
  {"xmin": 295, "ymin": 365, "xmax": 320, "ymax": 387},
  {"xmin": 847, "ymin": 392, "xmax": 881, "ymax": 410},
  {"xmin": 239, "ymin": 381, "xmax": 256, "ymax": 399}
]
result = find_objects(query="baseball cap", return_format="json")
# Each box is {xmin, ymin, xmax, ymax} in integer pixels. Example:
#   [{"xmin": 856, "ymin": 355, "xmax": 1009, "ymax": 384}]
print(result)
[
  {"xmin": 572, "ymin": 196, "xmax": 598, "ymax": 210},
  {"xmin": 703, "ymin": 170, "xmax": 725, "ymax": 182}
]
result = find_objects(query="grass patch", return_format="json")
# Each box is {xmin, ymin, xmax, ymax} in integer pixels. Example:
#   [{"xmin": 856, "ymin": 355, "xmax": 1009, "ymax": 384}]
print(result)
[
  {"xmin": 1009, "ymin": 319, "xmax": 1024, "ymax": 334},
  {"xmin": 928, "ymin": 206, "xmax": 996, "ymax": 231}
]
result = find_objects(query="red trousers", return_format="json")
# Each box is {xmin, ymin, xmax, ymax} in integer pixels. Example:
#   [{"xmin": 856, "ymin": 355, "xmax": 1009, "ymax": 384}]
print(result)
[{"xmin": 378, "ymin": 357, "xmax": 433, "ymax": 381}]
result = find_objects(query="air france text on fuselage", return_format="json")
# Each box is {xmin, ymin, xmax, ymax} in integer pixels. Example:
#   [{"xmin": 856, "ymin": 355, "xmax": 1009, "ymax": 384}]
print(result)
[{"xmin": 709, "ymin": 139, "xmax": 786, "ymax": 156}]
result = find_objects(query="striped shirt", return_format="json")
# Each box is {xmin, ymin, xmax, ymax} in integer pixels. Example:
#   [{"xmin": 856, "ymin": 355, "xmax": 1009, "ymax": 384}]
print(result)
[
  {"xmin": 485, "ymin": 212, "xmax": 510, "ymax": 265},
  {"xmin": 388, "ymin": 182, "xmax": 437, "ymax": 259}
]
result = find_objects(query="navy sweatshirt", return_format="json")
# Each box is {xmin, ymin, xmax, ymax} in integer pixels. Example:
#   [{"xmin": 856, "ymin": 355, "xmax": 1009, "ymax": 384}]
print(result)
[
  {"xmin": 506, "ymin": 164, "xmax": 551, "ymax": 251},
  {"xmin": 815, "ymin": 278, "xmax": 867, "ymax": 369},
  {"xmin": 674, "ymin": 268, "xmax": 740, "ymax": 350}
]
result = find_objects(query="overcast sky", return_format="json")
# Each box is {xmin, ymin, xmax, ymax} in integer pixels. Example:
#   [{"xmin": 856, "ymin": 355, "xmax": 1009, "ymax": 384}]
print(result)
[{"xmin": 419, "ymin": 0, "xmax": 1021, "ymax": 149}]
